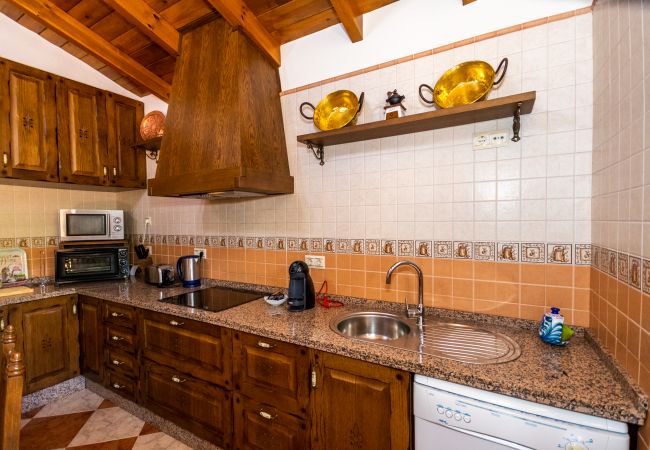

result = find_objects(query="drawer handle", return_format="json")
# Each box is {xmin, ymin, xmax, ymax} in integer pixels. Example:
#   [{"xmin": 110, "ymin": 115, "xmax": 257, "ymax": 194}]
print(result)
[
  {"xmin": 111, "ymin": 335, "xmax": 124, "ymax": 341},
  {"xmin": 0, "ymin": 318, "xmax": 4, "ymax": 331},
  {"xmin": 259, "ymin": 410, "xmax": 276, "ymax": 420},
  {"xmin": 169, "ymin": 320, "xmax": 184, "ymax": 327},
  {"xmin": 111, "ymin": 359, "xmax": 124, "ymax": 366},
  {"xmin": 113, "ymin": 383, "xmax": 124, "ymax": 390},
  {"xmin": 257, "ymin": 341, "xmax": 275, "ymax": 349},
  {"xmin": 111, "ymin": 312, "xmax": 125, "ymax": 317},
  {"xmin": 171, "ymin": 375, "xmax": 186, "ymax": 384}
]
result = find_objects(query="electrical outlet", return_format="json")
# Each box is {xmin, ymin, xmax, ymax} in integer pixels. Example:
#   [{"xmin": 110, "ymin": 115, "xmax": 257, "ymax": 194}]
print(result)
[
  {"xmin": 194, "ymin": 247, "xmax": 207, "ymax": 258},
  {"xmin": 490, "ymin": 131, "xmax": 508, "ymax": 147},
  {"xmin": 305, "ymin": 255, "xmax": 325, "ymax": 269},
  {"xmin": 473, "ymin": 130, "xmax": 509, "ymax": 149},
  {"xmin": 472, "ymin": 133, "xmax": 491, "ymax": 149},
  {"xmin": 144, "ymin": 217, "xmax": 152, "ymax": 226}
]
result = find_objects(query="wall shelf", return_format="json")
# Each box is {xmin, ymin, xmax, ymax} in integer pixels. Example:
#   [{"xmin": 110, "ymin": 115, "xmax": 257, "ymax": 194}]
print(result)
[
  {"xmin": 132, "ymin": 137, "xmax": 162, "ymax": 161},
  {"xmin": 296, "ymin": 91, "xmax": 536, "ymax": 165}
]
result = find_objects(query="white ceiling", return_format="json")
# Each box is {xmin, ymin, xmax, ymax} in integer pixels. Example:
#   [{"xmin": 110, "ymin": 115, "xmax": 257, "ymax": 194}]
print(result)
[{"xmin": 279, "ymin": 0, "xmax": 593, "ymax": 90}]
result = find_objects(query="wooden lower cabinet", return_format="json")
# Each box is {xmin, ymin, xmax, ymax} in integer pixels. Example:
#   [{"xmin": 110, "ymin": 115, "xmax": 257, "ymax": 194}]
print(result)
[
  {"xmin": 233, "ymin": 393, "xmax": 308, "ymax": 450},
  {"xmin": 142, "ymin": 360, "xmax": 233, "ymax": 447},
  {"xmin": 233, "ymin": 331, "xmax": 310, "ymax": 416},
  {"xmin": 9, "ymin": 295, "xmax": 80, "ymax": 393},
  {"xmin": 311, "ymin": 351, "xmax": 411, "ymax": 450},
  {"xmin": 140, "ymin": 310, "xmax": 232, "ymax": 388},
  {"xmin": 78, "ymin": 295, "xmax": 103, "ymax": 382}
]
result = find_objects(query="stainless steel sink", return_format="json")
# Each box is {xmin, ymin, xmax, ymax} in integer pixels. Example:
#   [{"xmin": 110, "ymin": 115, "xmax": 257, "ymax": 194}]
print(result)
[
  {"xmin": 330, "ymin": 310, "xmax": 521, "ymax": 364},
  {"xmin": 332, "ymin": 311, "xmax": 411, "ymax": 341}
]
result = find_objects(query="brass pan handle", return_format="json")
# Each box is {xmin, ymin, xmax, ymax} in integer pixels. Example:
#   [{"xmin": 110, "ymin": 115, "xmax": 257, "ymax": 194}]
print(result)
[
  {"xmin": 418, "ymin": 83, "xmax": 436, "ymax": 105},
  {"xmin": 355, "ymin": 91, "xmax": 365, "ymax": 117},
  {"xmin": 299, "ymin": 101, "xmax": 315, "ymax": 120},
  {"xmin": 493, "ymin": 57, "xmax": 508, "ymax": 87}
]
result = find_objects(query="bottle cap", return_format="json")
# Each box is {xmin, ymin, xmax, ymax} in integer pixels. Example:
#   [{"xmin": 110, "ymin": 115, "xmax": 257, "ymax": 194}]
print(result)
[{"xmin": 551, "ymin": 307, "xmax": 560, "ymax": 314}]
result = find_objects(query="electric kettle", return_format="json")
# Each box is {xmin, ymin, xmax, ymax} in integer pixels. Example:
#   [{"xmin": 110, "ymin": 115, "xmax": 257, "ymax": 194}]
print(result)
[{"xmin": 177, "ymin": 255, "xmax": 202, "ymax": 287}]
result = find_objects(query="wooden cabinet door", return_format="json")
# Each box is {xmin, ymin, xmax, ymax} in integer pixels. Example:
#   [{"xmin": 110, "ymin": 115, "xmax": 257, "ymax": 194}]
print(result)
[
  {"xmin": 9, "ymin": 295, "xmax": 80, "ymax": 393},
  {"xmin": 311, "ymin": 351, "xmax": 411, "ymax": 450},
  {"xmin": 233, "ymin": 331, "xmax": 310, "ymax": 416},
  {"xmin": 142, "ymin": 360, "xmax": 232, "ymax": 447},
  {"xmin": 106, "ymin": 93, "xmax": 145, "ymax": 188},
  {"xmin": 78, "ymin": 295, "xmax": 103, "ymax": 383},
  {"xmin": 56, "ymin": 78, "xmax": 108, "ymax": 185},
  {"xmin": 233, "ymin": 393, "xmax": 308, "ymax": 450},
  {"xmin": 0, "ymin": 59, "xmax": 58, "ymax": 181},
  {"xmin": 140, "ymin": 310, "xmax": 232, "ymax": 388}
]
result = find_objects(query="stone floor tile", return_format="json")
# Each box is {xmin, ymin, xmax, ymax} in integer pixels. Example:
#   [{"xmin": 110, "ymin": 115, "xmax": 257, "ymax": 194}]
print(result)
[{"xmin": 67, "ymin": 407, "xmax": 144, "ymax": 447}]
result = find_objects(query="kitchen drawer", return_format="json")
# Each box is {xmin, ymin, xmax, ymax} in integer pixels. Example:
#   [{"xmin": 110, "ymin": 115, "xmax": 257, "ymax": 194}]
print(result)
[
  {"xmin": 233, "ymin": 332, "xmax": 310, "ymax": 416},
  {"xmin": 106, "ymin": 369, "xmax": 137, "ymax": 401},
  {"xmin": 140, "ymin": 310, "xmax": 232, "ymax": 388},
  {"xmin": 103, "ymin": 302, "xmax": 137, "ymax": 330},
  {"xmin": 233, "ymin": 393, "xmax": 308, "ymax": 450},
  {"xmin": 142, "ymin": 361, "xmax": 232, "ymax": 447},
  {"xmin": 105, "ymin": 347, "xmax": 137, "ymax": 378},
  {"xmin": 105, "ymin": 324, "xmax": 137, "ymax": 354}
]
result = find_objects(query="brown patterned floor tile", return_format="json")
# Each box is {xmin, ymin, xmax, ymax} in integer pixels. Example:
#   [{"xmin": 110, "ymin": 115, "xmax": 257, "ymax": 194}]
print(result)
[
  {"xmin": 20, "ymin": 411, "xmax": 93, "ymax": 449},
  {"xmin": 97, "ymin": 400, "xmax": 115, "ymax": 409},
  {"xmin": 22, "ymin": 405, "xmax": 43, "ymax": 419},
  {"xmin": 66, "ymin": 437, "xmax": 137, "ymax": 449},
  {"xmin": 138, "ymin": 423, "xmax": 159, "ymax": 436}
]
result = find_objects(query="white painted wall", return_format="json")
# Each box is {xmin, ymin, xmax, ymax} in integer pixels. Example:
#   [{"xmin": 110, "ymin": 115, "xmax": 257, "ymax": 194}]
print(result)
[
  {"xmin": 0, "ymin": 13, "xmax": 163, "ymax": 113},
  {"xmin": 279, "ymin": 0, "xmax": 591, "ymax": 90}
]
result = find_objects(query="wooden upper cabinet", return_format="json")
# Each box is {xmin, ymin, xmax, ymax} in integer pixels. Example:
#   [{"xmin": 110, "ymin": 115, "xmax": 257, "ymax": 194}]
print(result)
[
  {"xmin": 8, "ymin": 295, "xmax": 80, "ymax": 394},
  {"xmin": 106, "ymin": 93, "xmax": 146, "ymax": 188},
  {"xmin": 0, "ymin": 59, "xmax": 58, "ymax": 181},
  {"xmin": 311, "ymin": 351, "xmax": 411, "ymax": 450},
  {"xmin": 57, "ymin": 78, "xmax": 108, "ymax": 185}
]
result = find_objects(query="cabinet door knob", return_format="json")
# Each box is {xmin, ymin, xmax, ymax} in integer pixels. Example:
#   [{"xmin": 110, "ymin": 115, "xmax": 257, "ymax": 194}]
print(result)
[
  {"xmin": 258, "ymin": 410, "xmax": 276, "ymax": 420},
  {"xmin": 0, "ymin": 318, "xmax": 4, "ymax": 331},
  {"xmin": 103, "ymin": 166, "xmax": 108, "ymax": 176},
  {"xmin": 171, "ymin": 375, "xmax": 186, "ymax": 384},
  {"xmin": 111, "ymin": 335, "xmax": 124, "ymax": 341},
  {"xmin": 169, "ymin": 320, "xmax": 184, "ymax": 327},
  {"xmin": 111, "ymin": 359, "xmax": 123, "ymax": 366},
  {"xmin": 72, "ymin": 304, "xmax": 77, "ymax": 315},
  {"xmin": 113, "ymin": 167, "xmax": 117, "ymax": 176},
  {"xmin": 2, "ymin": 152, "xmax": 7, "ymax": 166},
  {"xmin": 111, "ymin": 312, "xmax": 124, "ymax": 317},
  {"xmin": 113, "ymin": 383, "xmax": 124, "ymax": 389},
  {"xmin": 257, "ymin": 341, "xmax": 275, "ymax": 349}
]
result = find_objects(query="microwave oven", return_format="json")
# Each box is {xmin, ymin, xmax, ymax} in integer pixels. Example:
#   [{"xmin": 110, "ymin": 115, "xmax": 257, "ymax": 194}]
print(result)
[
  {"xmin": 59, "ymin": 209, "xmax": 124, "ymax": 241},
  {"xmin": 55, "ymin": 246, "xmax": 129, "ymax": 284}
]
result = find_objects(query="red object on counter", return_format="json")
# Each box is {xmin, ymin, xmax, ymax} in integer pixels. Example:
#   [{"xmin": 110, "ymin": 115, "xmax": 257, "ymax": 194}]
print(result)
[{"xmin": 317, "ymin": 280, "xmax": 343, "ymax": 308}]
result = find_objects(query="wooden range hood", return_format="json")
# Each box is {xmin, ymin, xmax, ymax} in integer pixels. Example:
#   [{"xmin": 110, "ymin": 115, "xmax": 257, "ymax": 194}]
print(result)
[{"xmin": 148, "ymin": 15, "xmax": 293, "ymax": 199}]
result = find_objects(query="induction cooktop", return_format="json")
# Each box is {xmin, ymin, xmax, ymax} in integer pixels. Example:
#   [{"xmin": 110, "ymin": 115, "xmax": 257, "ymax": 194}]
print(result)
[{"xmin": 158, "ymin": 286, "xmax": 262, "ymax": 312}]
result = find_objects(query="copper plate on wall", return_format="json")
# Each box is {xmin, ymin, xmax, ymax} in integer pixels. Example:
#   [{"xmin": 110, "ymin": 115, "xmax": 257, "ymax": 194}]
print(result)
[
  {"xmin": 419, "ymin": 58, "xmax": 508, "ymax": 109},
  {"xmin": 140, "ymin": 111, "xmax": 166, "ymax": 140}
]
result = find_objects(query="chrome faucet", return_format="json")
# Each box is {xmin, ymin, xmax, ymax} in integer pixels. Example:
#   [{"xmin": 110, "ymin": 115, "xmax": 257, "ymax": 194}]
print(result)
[{"xmin": 385, "ymin": 260, "xmax": 424, "ymax": 321}]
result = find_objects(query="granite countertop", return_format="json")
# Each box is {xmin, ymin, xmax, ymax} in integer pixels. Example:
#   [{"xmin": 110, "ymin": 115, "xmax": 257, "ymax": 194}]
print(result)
[{"xmin": 1, "ymin": 279, "xmax": 647, "ymax": 425}]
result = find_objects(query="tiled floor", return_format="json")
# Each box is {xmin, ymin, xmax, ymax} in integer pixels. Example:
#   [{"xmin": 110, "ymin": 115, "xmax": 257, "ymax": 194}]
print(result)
[{"xmin": 20, "ymin": 389, "xmax": 192, "ymax": 449}]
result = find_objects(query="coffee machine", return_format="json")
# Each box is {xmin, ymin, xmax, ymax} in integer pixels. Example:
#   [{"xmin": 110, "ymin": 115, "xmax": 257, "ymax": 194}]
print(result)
[{"xmin": 287, "ymin": 261, "xmax": 315, "ymax": 312}]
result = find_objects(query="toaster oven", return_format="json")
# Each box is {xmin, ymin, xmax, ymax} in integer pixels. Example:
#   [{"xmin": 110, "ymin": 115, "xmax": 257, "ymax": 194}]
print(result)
[{"xmin": 55, "ymin": 246, "xmax": 129, "ymax": 284}]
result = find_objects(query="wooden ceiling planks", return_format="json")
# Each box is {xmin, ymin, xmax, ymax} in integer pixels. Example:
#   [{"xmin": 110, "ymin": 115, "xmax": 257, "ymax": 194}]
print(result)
[{"xmin": 1, "ymin": 0, "xmax": 397, "ymax": 98}]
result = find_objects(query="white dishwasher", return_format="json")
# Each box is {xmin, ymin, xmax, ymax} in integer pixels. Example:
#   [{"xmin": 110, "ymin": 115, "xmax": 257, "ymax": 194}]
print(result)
[{"xmin": 414, "ymin": 375, "xmax": 629, "ymax": 450}]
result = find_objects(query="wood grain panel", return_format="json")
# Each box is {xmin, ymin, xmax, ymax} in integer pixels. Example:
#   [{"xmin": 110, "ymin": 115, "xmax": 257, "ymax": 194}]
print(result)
[{"xmin": 106, "ymin": 93, "xmax": 146, "ymax": 188}]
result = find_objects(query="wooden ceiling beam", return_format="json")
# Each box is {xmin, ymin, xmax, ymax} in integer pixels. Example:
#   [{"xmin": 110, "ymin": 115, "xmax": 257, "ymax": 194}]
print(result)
[
  {"xmin": 462, "ymin": 0, "xmax": 477, "ymax": 4},
  {"xmin": 329, "ymin": 0, "xmax": 362, "ymax": 42},
  {"xmin": 204, "ymin": 0, "xmax": 281, "ymax": 66},
  {"xmin": 6, "ymin": 0, "xmax": 171, "ymax": 100},
  {"xmin": 102, "ymin": 0, "xmax": 180, "ymax": 56}
]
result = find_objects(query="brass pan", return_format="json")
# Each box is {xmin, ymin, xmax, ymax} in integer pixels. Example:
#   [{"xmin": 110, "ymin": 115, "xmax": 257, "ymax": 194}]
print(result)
[
  {"xmin": 419, "ymin": 58, "xmax": 508, "ymax": 109},
  {"xmin": 300, "ymin": 90, "xmax": 364, "ymax": 131}
]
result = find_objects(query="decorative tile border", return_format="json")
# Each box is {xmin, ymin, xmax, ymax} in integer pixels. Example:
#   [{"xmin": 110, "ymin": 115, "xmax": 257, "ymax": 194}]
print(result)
[
  {"xmin": 0, "ymin": 234, "xmax": 592, "ymax": 268},
  {"xmin": 591, "ymin": 245, "xmax": 650, "ymax": 295}
]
